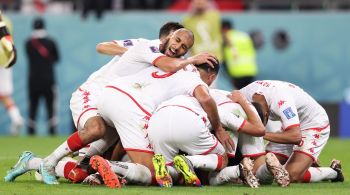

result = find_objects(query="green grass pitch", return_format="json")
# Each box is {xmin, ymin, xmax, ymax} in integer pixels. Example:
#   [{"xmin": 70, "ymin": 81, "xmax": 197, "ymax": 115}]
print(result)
[{"xmin": 0, "ymin": 136, "xmax": 349, "ymax": 195}]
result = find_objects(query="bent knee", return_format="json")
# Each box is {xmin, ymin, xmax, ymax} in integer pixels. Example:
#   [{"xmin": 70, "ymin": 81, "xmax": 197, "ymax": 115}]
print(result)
[{"xmin": 84, "ymin": 117, "xmax": 106, "ymax": 138}]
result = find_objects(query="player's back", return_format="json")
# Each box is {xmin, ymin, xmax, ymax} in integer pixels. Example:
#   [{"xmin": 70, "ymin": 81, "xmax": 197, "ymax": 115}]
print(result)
[{"xmin": 106, "ymin": 65, "xmax": 206, "ymax": 112}]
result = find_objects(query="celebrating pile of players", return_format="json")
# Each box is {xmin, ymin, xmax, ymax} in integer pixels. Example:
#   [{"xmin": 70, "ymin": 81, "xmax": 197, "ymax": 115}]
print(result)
[{"xmin": 4, "ymin": 22, "xmax": 344, "ymax": 188}]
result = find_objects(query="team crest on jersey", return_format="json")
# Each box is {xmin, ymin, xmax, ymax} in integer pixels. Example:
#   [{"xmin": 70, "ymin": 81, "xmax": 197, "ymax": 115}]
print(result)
[
  {"xmin": 149, "ymin": 46, "xmax": 160, "ymax": 53},
  {"xmin": 282, "ymin": 107, "xmax": 296, "ymax": 119},
  {"xmin": 123, "ymin": 40, "xmax": 133, "ymax": 47}
]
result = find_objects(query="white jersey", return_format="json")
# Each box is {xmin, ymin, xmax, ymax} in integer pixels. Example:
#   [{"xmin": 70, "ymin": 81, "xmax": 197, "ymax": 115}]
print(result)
[
  {"xmin": 105, "ymin": 65, "xmax": 207, "ymax": 114},
  {"xmin": 240, "ymin": 80, "xmax": 329, "ymax": 131},
  {"xmin": 82, "ymin": 38, "xmax": 162, "ymax": 89}
]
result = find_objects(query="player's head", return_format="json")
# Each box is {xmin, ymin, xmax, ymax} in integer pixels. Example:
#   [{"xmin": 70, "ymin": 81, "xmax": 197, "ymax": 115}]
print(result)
[
  {"xmin": 251, "ymin": 102, "xmax": 268, "ymax": 126},
  {"xmin": 158, "ymin": 22, "xmax": 184, "ymax": 40},
  {"xmin": 252, "ymin": 93, "xmax": 270, "ymax": 126},
  {"xmin": 33, "ymin": 17, "xmax": 45, "ymax": 30},
  {"xmin": 160, "ymin": 28, "xmax": 194, "ymax": 58},
  {"xmin": 196, "ymin": 59, "xmax": 219, "ymax": 86}
]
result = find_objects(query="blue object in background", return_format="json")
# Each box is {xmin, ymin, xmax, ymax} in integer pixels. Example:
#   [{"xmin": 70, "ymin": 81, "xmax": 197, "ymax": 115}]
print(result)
[{"xmin": 340, "ymin": 101, "xmax": 350, "ymax": 138}]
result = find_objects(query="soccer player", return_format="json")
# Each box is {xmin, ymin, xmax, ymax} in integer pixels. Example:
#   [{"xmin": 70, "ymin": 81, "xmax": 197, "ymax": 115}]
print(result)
[
  {"xmin": 92, "ymin": 41, "xmax": 233, "ymax": 187},
  {"xmin": 40, "ymin": 28, "xmax": 221, "ymax": 186},
  {"xmin": 0, "ymin": 12, "xmax": 23, "ymax": 135},
  {"xmin": 147, "ymin": 62, "xmax": 265, "ymax": 188},
  {"xmin": 240, "ymin": 80, "xmax": 344, "ymax": 184}
]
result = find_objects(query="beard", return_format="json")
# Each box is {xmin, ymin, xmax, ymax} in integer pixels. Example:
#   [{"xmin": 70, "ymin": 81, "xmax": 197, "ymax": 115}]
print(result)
[{"xmin": 159, "ymin": 38, "xmax": 170, "ymax": 54}]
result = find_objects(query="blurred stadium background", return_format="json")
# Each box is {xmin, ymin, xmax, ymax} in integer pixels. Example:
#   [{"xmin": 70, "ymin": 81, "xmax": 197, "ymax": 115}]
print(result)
[{"xmin": 1, "ymin": 0, "xmax": 350, "ymax": 138}]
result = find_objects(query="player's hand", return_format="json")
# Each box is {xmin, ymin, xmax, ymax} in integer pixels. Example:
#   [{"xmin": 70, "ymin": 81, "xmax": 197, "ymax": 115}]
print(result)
[
  {"xmin": 188, "ymin": 52, "xmax": 218, "ymax": 68},
  {"xmin": 227, "ymin": 90, "xmax": 246, "ymax": 104},
  {"xmin": 215, "ymin": 127, "xmax": 234, "ymax": 153}
]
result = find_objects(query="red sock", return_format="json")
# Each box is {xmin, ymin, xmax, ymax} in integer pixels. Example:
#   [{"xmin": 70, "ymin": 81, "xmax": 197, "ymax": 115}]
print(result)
[
  {"xmin": 303, "ymin": 170, "xmax": 311, "ymax": 183},
  {"xmin": 63, "ymin": 161, "xmax": 77, "ymax": 179},
  {"xmin": 67, "ymin": 132, "xmax": 85, "ymax": 152},
  {"xmin": 216, "ymin": 155, "xmax": 223, "ymax": 171}
]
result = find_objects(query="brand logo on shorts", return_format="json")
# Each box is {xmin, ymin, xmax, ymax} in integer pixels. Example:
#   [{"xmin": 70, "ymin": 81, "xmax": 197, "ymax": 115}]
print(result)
[{"xmin": 282, "ymin": 107, "xmax": 296, "ymax": 119}]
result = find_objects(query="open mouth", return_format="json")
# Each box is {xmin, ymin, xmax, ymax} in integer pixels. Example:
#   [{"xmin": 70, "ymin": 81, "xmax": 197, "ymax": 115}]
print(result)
[{"xmin": 166, "ymin": 48, "xmax": 176, "ymax": 57}]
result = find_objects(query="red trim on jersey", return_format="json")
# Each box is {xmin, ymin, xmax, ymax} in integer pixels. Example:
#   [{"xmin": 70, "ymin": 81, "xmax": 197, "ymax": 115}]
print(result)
[
  {"xmin": 305, "ymin": 124, "xmax": 330, "ymax": 132},
  {"xmin": 293, "ymin": 150, "xmax": 316, "ymax": 162},
  {"xmin": 152, "ymin": 55, "xmax": 166, "ymax": 67},
  {"xmin": 106, "ymin": 86, "xmax": 152, "ymax": 117},
  {"xmin": 266, "ymin": 151, "xmax": 289, "ymax": 159},
  {"xmin": 216, "ymin": 155, "xmax": 223, "ymax": 171},
  {"xmin": 76, "ymin": 108, "xmax": 98, "ymax": 128},
  {"xmin": 166, "ymin": 162, "xmax": 174, "ymax": 166},
  {"xmin": 227, "ymin": 153, "xmax": 235, "ymax": 158},
  {"xmin": 201, "ymin": 139, "xmax": 219, "ymax": 155},
  {"xmin": 218, "ymin": 101, "xmax": 234, "ymax": 106},
  {"xmin": 283, "ymin": 124, "xmax": 300, "ymax": 131},
  {"xmin": 242, "ymin": 152, "xmax": 266, "ymax": 158},
  {"xmin": 303, "ymin": 170, "xmax": 311, "ymax": 183},
  {"xmin": 237, "ymin": 119, "xmax": 247, "ymax": 132},
  {"xmin": 124, "ymin": 148, "xmax": 154, "ymax": 154},
  {"xmin": 157, "ymin": 104, "xmax": 207, "ymax": 124}
]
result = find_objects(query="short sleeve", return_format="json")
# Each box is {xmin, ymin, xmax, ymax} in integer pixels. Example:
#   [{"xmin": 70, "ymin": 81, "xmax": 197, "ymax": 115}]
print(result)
[
  {"xmin": 272, "ymin": 97, "xmax": 300, "ymax": 131},
  {"xmin": 218, "ymin": 105, "xmax": 245, "ymax": 132}
]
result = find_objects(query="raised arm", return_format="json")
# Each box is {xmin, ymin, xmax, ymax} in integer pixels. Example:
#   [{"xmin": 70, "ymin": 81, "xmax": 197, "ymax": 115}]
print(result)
[{"xmin": 96, "ymin": 41, "xmax": 128, "ymax": 56}]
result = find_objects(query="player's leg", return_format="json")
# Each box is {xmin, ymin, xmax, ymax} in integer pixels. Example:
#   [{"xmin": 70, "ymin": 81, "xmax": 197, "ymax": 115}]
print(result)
[
  {"xmin": 0, "ymin": 68, "xmax": 23, "ymax": 135},
  {"xmin": 288, "ymin": 126, "xmax": 332, "ymax": 183},
  {"xmin": 28, "ymin": 85, "xmax": 39, "ymax": 135},
  {"xmin": 40, "ymin": 87, "xmax": 107, "ymax": 184},
  {"xmin": 44, "ymin": 84, "xmax": 57, "ymax": 135},
  {"xmin": 303, "ymin": 159, "xmax": 344, "ymax": 183}
]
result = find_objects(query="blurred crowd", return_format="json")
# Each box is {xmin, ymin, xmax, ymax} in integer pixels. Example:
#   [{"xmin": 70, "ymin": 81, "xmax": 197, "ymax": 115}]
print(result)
[{"xmin": 1, "ymin": 0, "xmax": 350, "ymax": 15}]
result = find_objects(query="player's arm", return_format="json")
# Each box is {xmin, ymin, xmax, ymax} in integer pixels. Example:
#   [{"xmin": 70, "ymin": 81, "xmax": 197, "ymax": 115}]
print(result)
[
  {"xmin": 264, "ymin": 125, "xmax": 302, "ymax": 145},
  {"xmin": 264, "ymin": 101, "xmax": 302, "ymax": 145},
  {"xmin": 228, "ymin": 90, "xmax": 265, "ymax": 136},
  {"xmin": 193, "ymin": 85, "xmax": 234, "ymax": 152},
  {"xmin": 0, "ymin": 17, "xmax": 16, "ymax": 68},
  {"xmin": 96, "ymin": 41, "xmax": 128, "ymax": 56},
  {"xmin": 154, "ymin": 52, "xmax": 218, "ymax": 72}
]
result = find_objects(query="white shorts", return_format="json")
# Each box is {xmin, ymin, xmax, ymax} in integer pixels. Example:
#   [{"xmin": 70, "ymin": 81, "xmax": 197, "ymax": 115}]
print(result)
[
  {"xmin": 148, "ymin": 106, "xmax": 225, "ymax": 164},
  {"xmin": 98, "ymin": 86, "xmax": 153, "ymax": 154},
  {"xmin": 0, "ymin": 67, "xmax": 13, "ymax": 96},
  {"xmin": 226, "ymin": 130, "xmax": 265, "ymax": 158},
  {"xmin": 266, "ymin": 124, "xmax": 330, "ymax": 162},
  {"xmin": 70, "ymin": 83, "xmax": 100, "ymax": 130}
]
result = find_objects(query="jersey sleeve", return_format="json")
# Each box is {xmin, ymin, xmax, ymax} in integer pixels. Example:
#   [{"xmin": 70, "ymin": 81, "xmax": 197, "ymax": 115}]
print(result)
[
  {"xmin": 182, "ymin": 69, "xmax": 208, "ymax": 96},
  {"xmin": 218, "ymin": 105, "xmax": 246, "ymax": 132},
  {"xmin": 272, "ymin": 97, "xmax": 300, "ymax": 131},
  {"xmin": 129, "ymin": 40, "xmax": 166, "ymax": 66},
  {"xmin": 113, "ymin": 38, "xmax": 141, "ymax": 49}
]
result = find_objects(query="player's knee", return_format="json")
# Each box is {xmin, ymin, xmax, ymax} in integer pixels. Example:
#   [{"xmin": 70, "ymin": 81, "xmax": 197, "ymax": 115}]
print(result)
[
  {"xmin": 288, "ymin": 169, "xmax": 304, "ymax": 183},
  {"xmin": 85, "ymin": 117, "xmax": 106, "ymax": 139}
]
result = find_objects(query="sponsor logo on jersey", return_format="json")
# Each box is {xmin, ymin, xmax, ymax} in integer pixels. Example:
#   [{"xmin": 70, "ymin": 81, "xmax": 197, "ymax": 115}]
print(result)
[
  {"xmin": 282, "ymin": 107, "xmax": 296, "ymax": 119},
  {"xmin": 123, "ymin": 39, "xmax": 133, "ymax": 47},
  {"xmin": 149, "ymin": 46, "xmax": 160, "ymax": 53},
  {"xmin": 278, "ymin": 100, "xmax": 286, "ymax": 108}
]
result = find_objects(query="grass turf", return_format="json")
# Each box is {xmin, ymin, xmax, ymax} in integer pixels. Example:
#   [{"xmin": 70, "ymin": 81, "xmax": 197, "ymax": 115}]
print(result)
[{"xmin": 0, "ymin": 136, "xmax": 349, "ymax": 195}]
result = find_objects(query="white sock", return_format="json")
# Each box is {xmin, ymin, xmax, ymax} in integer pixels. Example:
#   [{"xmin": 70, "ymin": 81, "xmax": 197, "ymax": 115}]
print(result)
[
  {"xmin": 209, "ymin": 166, "xmax": 240, "ymax": 185},
  {"xmin": 44, "ymin": 141, "xmax": 71, "ymax": 166},
  {"xmin": 167, "ymin": 165, "xmax": 179, "ymax": 181},
  {"xmin": 8, "ymin": 106, "xmax": 23, "ymax": 124},
  {"xmin": 86, "ymin": 129, "xmax": 118, "ymax": 156},
  {"xmin": 27, "ymin": 157, "xmax": 42, "ymax": 170},
  {"xmin": 256, "ymin": 164, "xmax": 273, "ymax": 184},
  {"xmin": 306, "ymin": 167, "xmax": 337, "ymax": 182},
  {"xmin": 108, "ymin": 161, "xmax": 152, "ymax": 185},
  {"xmin": 186, "ymin": 154, "xmax": 220, "ymax": 171}
]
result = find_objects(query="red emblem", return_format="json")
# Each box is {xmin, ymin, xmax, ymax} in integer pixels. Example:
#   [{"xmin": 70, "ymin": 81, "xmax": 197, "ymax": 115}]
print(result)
[{"xmin": 278, "ymin": 100, "xmax": 286, "ymax": 108}]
